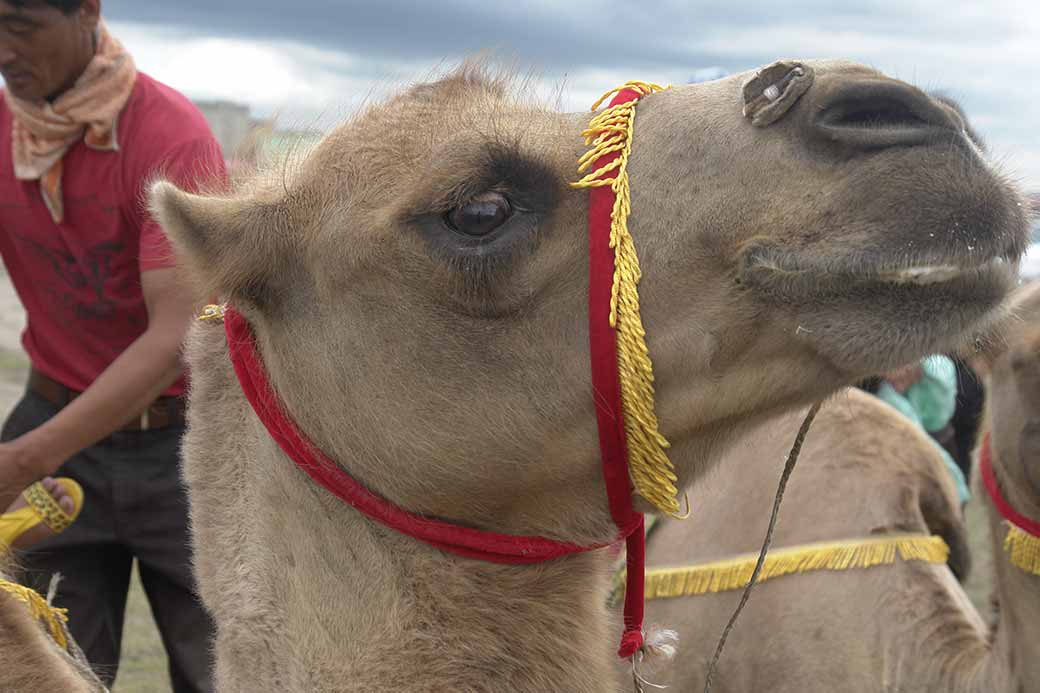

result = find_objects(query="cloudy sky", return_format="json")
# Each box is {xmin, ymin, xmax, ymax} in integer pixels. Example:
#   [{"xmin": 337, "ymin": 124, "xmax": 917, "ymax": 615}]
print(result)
[{"xmin": 100, "ymin": 0, "xmax": 1039, "ymax": 190}]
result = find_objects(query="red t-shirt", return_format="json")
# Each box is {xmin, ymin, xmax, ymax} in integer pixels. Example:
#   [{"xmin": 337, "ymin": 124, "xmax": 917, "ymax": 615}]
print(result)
[{"xmin": 0, "ymin": 73, "xmax": 226, "ymax": 396}]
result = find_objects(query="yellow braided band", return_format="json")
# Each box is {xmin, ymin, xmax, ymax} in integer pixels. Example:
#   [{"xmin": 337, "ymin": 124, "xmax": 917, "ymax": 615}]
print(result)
[
  {"xmin": 609, "ymin": 534, "xmax": 949, "ymax": 604},
  {"xmin": 0, "ymin": 578, "xmax": 70, "ymax": 650},
  {"xmin": 1004, "ymin": 523, "xmax": 1040, "ymax": 576},
  {"xmin": 571, "ymin": 82, "xmax": 684, "ymax": 517}
]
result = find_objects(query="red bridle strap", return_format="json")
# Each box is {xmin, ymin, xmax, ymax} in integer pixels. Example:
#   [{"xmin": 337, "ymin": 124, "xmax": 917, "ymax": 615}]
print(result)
[
  {"xmin": 224, "ymin": 307, "xmax": 641, "ymax": 564},
  {"xmin": 980, "ymin": 431, "xmax": 1040, "ymax": 538},
  {"xmin": 586, "ymin": 87, "xmax": 654, "ymax": 658}
]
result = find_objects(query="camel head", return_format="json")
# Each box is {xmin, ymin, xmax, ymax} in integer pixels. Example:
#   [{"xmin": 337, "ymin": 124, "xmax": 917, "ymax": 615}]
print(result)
[
  {"xmin": 982, "ymin": 280, "xmax": 1040, "ymax": 515},
  {"xmin": 152, "ymin": 60, "xmax": 1028, "ymax": 543}
]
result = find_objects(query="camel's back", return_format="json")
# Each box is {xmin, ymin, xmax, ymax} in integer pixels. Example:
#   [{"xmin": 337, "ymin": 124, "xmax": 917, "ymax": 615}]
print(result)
[{"xmin": 628, "ymin": 390, "xmax": 984, "ymax": 691}]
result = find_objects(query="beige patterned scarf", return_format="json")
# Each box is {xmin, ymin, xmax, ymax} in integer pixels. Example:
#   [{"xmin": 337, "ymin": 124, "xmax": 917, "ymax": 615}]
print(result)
[{"xmin": 7, "ymin": 22, "xmax": 137, "ymax": 223}]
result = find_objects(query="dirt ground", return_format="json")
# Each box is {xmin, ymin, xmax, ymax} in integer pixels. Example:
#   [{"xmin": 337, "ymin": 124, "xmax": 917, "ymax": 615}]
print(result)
[{"xmin": 0, "ymin": 268, "xmax": 996, "ymax": 692}]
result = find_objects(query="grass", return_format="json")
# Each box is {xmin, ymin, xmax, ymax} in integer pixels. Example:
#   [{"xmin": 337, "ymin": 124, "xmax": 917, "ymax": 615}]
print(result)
[
  {"xmin": 114, "ymin": 571, "xmax": 172, "ymax": 693},
  {"xmin": 962, "ymin": 494, "xmax": 997, "ymax": 620}
]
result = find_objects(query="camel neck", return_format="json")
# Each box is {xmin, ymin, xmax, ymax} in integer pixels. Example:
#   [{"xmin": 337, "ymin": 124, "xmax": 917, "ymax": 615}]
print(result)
[
  {"xmin": 979, "ymin": 459, "xmax": 1040, "ymax": 692},
  {"xmin": 891, "ymin": 463, "xmax": 1040, "ymax": 693},
  {"xmin": 940, "ymin": 436, "xmax": 1040, "ymax": 693},
  {"xmin": 262, "ymin": 469, "xmax": 622, "ymax": 693}
]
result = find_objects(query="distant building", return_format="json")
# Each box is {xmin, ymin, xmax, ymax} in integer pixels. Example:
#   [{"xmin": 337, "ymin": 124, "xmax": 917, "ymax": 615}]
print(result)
[
  {"xmin": 194, "ymin": 99, "xmax": 259, "ymax": 160},
  {"xmin": 193, "ymin": 98, "xmax": 323, "ymax": 173}
]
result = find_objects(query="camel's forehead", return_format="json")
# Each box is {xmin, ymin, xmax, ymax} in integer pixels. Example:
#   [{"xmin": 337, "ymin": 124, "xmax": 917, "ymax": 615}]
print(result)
[
  {"xmin": 727, "ymin": 58, "xmax": 883, "ymax": 83},
  {"xmin": 660, "ymin": 58, "xmax": 880, "ymax": 95},
  {"xmin": 334, "ymin": 58, "xmax": 887, "ymax": 144},
  {"xmin": 548, "ymin": 58, "xmax": 888, "ymax": 123},
  {"xmin": 786, "ymin": 58, "xmax": 882, "ymax": 78}
]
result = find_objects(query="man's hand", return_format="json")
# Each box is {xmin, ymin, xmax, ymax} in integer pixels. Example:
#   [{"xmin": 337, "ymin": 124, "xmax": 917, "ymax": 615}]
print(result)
[
  {"xmin": 884, "ymin": 363, "xmax": 923, "ymax": 394},
  {"xmin": 0, "ymin": 438, "xmax": 48, "ymax": 511}
]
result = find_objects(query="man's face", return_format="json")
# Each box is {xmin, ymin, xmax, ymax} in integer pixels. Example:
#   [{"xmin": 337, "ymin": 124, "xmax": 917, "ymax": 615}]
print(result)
[{"xmin": 0, "ymin": 1, "xmax": 98, "ymax": 102}]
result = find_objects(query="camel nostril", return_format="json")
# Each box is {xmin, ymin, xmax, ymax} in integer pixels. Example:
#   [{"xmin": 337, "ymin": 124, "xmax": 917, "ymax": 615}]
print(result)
[
  {"xmin": 813, "ymin": 81, "xmax": 962, "ymax": 150},
  {"xmin": 823, "ymin": 98, "xmax": 931, "ymax": 130}
]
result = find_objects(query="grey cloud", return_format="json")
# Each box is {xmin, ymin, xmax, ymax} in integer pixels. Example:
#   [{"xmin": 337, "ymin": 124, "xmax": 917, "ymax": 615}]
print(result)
[
  {"xmin": 102, "ymin": 0, "xmax": 962, "ymax": 73},
  {"xmin": 100, "ymin": 1, "xmax": 1039, "ymax": 187}
]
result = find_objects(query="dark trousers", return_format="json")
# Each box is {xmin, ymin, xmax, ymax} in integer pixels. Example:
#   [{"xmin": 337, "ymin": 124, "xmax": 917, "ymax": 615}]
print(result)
[
  {"xmin": 951, "ymin": 358, "xmax": 986, "ymax": 478},
  {"xmin": 4, "ymin": 391, "xmax": 214, "ymax": 692}
]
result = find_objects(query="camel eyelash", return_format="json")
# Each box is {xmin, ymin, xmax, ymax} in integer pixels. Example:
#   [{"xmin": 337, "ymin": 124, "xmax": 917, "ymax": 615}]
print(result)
[{"xmin": 406, "ymin": 143, "xmax": 562, "ymax": 217}]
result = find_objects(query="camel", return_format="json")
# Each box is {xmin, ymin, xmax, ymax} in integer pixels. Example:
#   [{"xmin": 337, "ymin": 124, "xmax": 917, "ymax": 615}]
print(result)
[
  {"xmin": 629, "ymin": 391, "xmax": 979, "ymax": 691},
  {"xmin": 150, "ymin": 59, "xmax": 1028, "ymax": 692},
  {"xmin": 0, "ymin": 559, "xmax": 105, "ymax": 692},
  {"xmin": 630, "ymin": 281, "xmax": 1040, "ymax": 692}
]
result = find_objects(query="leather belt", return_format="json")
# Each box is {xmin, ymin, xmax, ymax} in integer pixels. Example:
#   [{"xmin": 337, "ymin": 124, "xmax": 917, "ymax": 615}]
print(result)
[{"xmin": 27, "ymin": 368, "xmax": 185, "ymax": 432}]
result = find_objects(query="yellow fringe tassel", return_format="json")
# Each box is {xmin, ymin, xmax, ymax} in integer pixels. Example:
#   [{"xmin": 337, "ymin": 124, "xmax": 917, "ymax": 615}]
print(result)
[
  {"xmin": 1004, "ymin": 523, "xmax": 1040, "ymax": 576},
  {"xmin": 610, "ymin": 534, "xmax": 948, "ymax": 604},
  {"xmin": 571, "ymin": 81, "xmax": 685, "ymax": 518},
  {"xmin": 0, "ymin": 578, "xmax": 69, "ymax": 650}
]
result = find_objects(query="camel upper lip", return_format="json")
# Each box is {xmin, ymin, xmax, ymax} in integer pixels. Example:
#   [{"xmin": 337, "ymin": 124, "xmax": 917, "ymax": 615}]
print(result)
[{"xmin": 742, "ymin": 248, "xmax": 1020, "ymax": 287}]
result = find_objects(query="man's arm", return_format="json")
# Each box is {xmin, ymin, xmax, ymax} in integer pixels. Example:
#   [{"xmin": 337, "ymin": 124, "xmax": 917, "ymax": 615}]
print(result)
[{"xmin": 0, "ymin": 267, "xmax": 194, "ymax": 508}]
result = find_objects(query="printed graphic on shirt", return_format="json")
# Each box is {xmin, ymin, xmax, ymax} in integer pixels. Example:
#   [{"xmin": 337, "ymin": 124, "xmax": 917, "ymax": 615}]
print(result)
[{"xmin": 13, "ymin": 231, "xmax": 126, "ymax": 325}]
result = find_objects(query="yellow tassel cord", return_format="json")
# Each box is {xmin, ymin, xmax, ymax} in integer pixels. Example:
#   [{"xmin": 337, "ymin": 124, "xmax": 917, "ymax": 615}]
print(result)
[
  {"xmin": 0, "ymin": 578, "xmax": 69, "ymax": 650},
  {"xmin": 571, "ymin": 82, "xmax": 685, "ymax": 517},
  {"xmin": 1004, "ymin": 524, "xmax": 1040, "ymax": 576},
  {"xmin": 609, "ymin": 534, "xmax": 948, "ymax": 604}
]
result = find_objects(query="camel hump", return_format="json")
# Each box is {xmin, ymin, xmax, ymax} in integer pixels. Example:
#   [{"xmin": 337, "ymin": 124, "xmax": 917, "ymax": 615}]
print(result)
[{"xmin": 821, "ymin": 389, "xmax": 971, "ymax": 578}]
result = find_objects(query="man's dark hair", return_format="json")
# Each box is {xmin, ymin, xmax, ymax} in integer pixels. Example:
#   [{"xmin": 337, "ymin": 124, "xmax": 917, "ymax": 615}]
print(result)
[{"xmin": 9, "ymin": 0, "xmax": 85, "ymax": 13}]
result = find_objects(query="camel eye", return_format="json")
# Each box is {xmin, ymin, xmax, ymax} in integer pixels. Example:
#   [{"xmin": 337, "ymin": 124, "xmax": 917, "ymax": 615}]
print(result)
[{"xmin": 445, "ymin": 192, "xmax": 512, "ymax": 237}]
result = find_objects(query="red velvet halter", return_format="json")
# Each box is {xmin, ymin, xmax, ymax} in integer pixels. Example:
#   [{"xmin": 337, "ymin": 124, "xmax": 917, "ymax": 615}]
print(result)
[
  {"xmin": 222, "ymin": 87, "xmax": 656, "ymax": 660},
  {"xmin": 979, "ymin": 432, "xmax": 1040, "ymax": 538}
]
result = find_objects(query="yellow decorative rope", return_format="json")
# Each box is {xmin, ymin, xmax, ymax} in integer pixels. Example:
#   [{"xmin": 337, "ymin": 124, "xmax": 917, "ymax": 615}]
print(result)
[
  {"xmin": 0, "ymin": 578, "xmax": 69, "ymax": 650},
  {"xmin": 609, "ymin": 534, "xmax": 948, "ymax": 604},
  {"xmin": 1004, "ymin": 524, "xmax": 1040, "ymax": 576},
  {"xmin": 570, "ymin": 81, "xmax": 685, "ymax": 517}
]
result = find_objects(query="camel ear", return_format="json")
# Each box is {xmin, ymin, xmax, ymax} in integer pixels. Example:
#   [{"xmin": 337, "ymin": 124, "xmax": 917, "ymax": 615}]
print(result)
[{"xmin": 150, "ymin": 181, "xmax": 291, "ymax": 305}]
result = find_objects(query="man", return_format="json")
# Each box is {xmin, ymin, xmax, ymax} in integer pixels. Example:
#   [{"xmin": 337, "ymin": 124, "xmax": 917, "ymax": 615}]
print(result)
[
  {"xmin": 0, "ymin": 1, "xmax": 222, "ymax": 690},
  {"xmin": 876, "ymin": 356, "xmax": 971, "ymax": 506}
]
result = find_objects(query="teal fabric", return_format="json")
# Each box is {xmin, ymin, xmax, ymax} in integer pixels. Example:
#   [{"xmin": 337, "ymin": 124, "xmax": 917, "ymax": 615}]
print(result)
[{"xmin": 876, "ymin": 355, "xmax": 970, "ymax": 503}]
